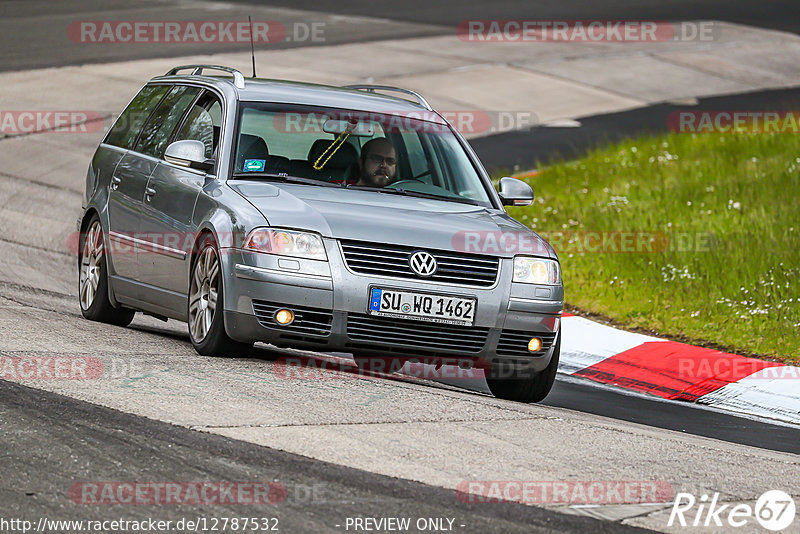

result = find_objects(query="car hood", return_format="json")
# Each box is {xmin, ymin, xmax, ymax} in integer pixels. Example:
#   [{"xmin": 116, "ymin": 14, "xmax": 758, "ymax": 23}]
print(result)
[{"xmin": 231, "ymin": 182, "xmax": 556, "ymax": 259}]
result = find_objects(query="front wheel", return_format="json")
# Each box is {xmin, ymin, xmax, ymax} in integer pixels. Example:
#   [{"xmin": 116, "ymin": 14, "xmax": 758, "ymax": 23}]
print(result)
[
  {"xmin": 486, "ymin": 333, "xmax": 560, "ymax": 403},
  {"xmin": 78, "ymin": 216, "xmax": 135, "ymax": 326},
  {"xmin": 188, "ymin": 235, "xmax": 252, "ymax": 357}
]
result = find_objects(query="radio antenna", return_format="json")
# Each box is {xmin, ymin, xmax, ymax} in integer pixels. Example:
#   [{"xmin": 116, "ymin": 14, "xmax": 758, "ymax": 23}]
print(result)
[{"xmin": 248, "ymin": 16, "xmax": 257, "ymax": 78}]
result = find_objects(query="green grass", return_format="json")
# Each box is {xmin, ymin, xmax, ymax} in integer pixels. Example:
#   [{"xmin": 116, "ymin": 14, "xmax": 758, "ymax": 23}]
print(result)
[{"xmin": 504, "ymin": 132, "xmax": 800, "ymax": 363}]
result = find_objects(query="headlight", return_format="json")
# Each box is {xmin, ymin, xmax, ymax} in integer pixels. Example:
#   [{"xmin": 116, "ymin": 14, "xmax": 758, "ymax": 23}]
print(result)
[
  {"xmin": 243, "ymin": 228, "xmax": 327, "ymax": 261},
  {"xmin": 513, "ymin": 257, "xmax": 561, "ymax": 285}
]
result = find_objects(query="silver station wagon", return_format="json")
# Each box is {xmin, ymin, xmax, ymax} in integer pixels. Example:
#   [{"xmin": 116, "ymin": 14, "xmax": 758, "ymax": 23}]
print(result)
[{"xmin": 78, "ymin": 65, "xmax": 564, "ymax": 402}]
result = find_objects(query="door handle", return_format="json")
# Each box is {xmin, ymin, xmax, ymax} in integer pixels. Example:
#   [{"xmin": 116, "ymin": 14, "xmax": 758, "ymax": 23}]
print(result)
[
  {"xmin": 111, "ymin": 176, "xmax": 121, "ymax": 190},
  {"xmin": 145, "ymin": 187, "xmax": 156, "ymax": 200}
]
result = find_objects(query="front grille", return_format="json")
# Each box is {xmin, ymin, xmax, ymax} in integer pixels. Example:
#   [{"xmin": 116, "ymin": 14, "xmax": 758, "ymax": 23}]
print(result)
[
  {"xmin": 346, "ymin": 313, "xmax": 489, "ymax": 355},
  {"xmin": 496, "ymin": 330, "xmax": 558, "ymax": 357},
  {"xmin": 340, "ymin": 240, "xmax": 499, "ymax": 287},
  {"xmin": 252, "ymin": 300, "xmax": 333, "ymax": 338}
]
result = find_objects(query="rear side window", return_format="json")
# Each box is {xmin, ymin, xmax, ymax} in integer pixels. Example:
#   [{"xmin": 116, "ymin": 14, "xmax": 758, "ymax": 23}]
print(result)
[
  {"xmin": 135, "ymin": 85, "xmax": 202, "ymax": 158},
  {"xmin": 105, "ymin": 85, "xmax": 169, "ymax": 150}
]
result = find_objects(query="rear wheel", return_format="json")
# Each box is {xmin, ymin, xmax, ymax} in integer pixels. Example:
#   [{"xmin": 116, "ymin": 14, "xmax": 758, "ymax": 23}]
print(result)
[
  {"xmin": 486, "ymin": 333, "xmax": 560, "ymax": 403},
  {"xmin": 188, "ymin": 235, "xmax": 252, "ymax": 356},
  {"xmin": 78, "ymin": 216, "xmax": 135, "ymax": 326}
]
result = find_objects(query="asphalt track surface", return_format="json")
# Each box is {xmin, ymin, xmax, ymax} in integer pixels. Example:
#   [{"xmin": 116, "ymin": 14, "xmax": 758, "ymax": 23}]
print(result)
[
  {"xmin": 229, "ymin": 0, "xmax": 800, "ymax": 35},
  {"xmin": 471, "ymin": 86, "xmax": 800, "ymax": 171},
  {"xmin": 1, "ymin": 0, "xmax": 799, "ymax": 72},
  {"xmin": 2, "ymin": 1, "xmax": 800, "ymax": 532},
  {"xmin": 0, "ymin": 380, "xmax": 648, "ymax": 533},
  {"xmin": 546, "ymin": 379, "xmax": 800, "ymax": 456}
]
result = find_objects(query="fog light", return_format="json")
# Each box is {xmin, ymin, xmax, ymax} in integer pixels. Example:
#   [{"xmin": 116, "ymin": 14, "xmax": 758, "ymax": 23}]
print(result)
[
  {"xmin": 527, "ymin": 337, "xmax": 543, "ymax": 353},
  {"xmin": 274, "ymin": 309, "xmax": 295, "ymax": 325}
]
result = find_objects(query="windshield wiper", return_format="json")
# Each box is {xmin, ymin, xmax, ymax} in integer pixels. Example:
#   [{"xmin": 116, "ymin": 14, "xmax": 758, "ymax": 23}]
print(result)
[
  {"xmin": 345, "ymin": 185, "xmax": 406, "ymax": 195},
  {"xmin": 231, "ymin": 172, "xmax": 340, "ymax": 187},
  {"xmin": 346, "ymin": 185, "xmax": 481, "ymax": 206}
]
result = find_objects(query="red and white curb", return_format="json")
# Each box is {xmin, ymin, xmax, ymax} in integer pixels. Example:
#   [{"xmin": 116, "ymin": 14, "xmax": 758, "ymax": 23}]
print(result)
[{"xmin": 560, "ymin": 314, "xmax": 800, "ymax": 425}]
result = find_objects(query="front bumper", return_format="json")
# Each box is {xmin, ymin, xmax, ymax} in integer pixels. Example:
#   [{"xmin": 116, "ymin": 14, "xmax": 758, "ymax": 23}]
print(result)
[{"xmin": 221, "ymin": 238, "xmax": 563, "ymax": 373}]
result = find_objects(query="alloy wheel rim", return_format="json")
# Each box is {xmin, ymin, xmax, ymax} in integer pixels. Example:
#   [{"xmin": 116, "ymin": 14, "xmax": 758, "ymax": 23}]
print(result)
[
  {"xmin": 189, "ymin": 246, "xmax": 219, "ymax": 343},
  {"xmin": 79, "ymin": 221, "xmax": 103, "ymax": 310}
]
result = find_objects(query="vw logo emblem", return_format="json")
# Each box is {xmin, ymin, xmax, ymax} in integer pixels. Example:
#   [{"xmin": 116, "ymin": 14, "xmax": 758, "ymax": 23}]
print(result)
[{"xmin": 409, "ymin": 251, "xmax": 437, "ymax": 277}]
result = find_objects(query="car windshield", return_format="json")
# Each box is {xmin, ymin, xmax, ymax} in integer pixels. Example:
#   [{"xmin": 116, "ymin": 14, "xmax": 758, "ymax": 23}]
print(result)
[{"xmin": 231, "ymin": 103, "xmax": 494, "ymax": 207}]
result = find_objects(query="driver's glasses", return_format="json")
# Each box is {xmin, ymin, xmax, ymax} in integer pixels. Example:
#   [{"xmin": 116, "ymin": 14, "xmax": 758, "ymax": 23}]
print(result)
[{"xmin": 367, "ymin": 154, "xmax": 396, "ymax": 166}]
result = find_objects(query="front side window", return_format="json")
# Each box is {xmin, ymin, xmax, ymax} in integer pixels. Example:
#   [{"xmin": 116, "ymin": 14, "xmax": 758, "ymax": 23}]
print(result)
[
  {"xmin": 231, "ymin": 104, "xmax": 493, "ymax": 206},
  {"xmin": 174, "ymin": 93, "xmax": 222, "ymax": 159},
  {"xmin": 135, "ymin": 85, "xmax": 201, "ymax": 158},
  {"xmin": 105, "ymin": 85, "xmax": 169, "ymax": 150}
]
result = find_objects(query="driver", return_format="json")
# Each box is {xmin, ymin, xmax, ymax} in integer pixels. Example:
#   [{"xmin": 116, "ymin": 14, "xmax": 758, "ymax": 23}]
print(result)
[{"xmin": 356, "ymin": 137, "xmax": 396, "ymax": 187}]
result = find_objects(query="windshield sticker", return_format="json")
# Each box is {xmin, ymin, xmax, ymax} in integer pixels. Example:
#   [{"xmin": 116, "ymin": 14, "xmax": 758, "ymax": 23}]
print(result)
[{"xmin": 243, "ymin": 159, "xmax": 266, "ymax": 172}]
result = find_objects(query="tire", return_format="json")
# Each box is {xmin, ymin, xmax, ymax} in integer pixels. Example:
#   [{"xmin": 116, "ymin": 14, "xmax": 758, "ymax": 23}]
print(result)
[
  {"xmin": 78, "ymin": 216, "xmax": 135, "ymax": 327},
  {"xmin": 486, "ymin": 332, "xmax": 561, "ymax": 403},
  {"xmin": 188, "ymin": 234, "xmax": 252, "ymax": 357}
]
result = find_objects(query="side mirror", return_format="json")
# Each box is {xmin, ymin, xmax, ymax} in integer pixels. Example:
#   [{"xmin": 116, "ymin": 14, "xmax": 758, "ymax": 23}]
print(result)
[
  {"xmin": 497, "ymin": 176, "xmax": 534, "ymax": 206},
  {"xmin": 164, "ymin": 140, "xmax": 214, "ymax": 173}
]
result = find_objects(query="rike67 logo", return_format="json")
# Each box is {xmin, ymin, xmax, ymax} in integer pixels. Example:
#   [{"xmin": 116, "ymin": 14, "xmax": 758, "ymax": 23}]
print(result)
[{"xmin": 669, "ymin": 490, "xmax": 796, "ymax": 531}]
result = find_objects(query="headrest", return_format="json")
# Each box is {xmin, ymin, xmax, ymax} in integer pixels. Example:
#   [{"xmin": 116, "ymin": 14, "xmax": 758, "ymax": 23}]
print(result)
[
  {"xmin": 307, "ymin": 139, "xmax": 358, "ymax": 169},
  {"xmin": 237, "ymin": 133, "xmax": 269, "ymax": 160}
]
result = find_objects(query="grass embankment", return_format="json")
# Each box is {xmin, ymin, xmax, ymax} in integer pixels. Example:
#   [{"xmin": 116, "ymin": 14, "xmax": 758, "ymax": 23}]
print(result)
[{"xmin": 506, "ymin": 133, "xmax": 800, "ymax": 363}]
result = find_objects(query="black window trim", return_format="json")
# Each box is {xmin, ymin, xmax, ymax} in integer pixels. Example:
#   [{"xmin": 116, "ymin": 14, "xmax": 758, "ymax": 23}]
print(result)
[
  {"xmin": 102, "ymin": 83, "xmax": 172, "ymax": 150},
  {"xmin": 119, "ymin": 82, "xmax": 228, "ymax": 176},
  {"xmin": 227, "ymin": 101, "xmax": 499, "ymax": 207},
  {"xmin": 168, "ymin": 89, "xmax": 223, "ymax": 162},
  {"xmin": 126, "ymin": 83, "xmax": 173, "ymax": 152},
  {"xmin": 132, "ymin": 85, "xmax": 203, "ymax": 159}
]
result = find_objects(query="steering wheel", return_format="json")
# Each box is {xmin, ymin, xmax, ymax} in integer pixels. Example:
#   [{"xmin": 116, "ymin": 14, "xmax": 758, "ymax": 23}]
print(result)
[
  {"xmin": 390, "ymin": 169, "xmax": 433, "ymax": 187},
  {"xmin": 390, "ymin": 179, "xmax": 425, "ymax": 187}
]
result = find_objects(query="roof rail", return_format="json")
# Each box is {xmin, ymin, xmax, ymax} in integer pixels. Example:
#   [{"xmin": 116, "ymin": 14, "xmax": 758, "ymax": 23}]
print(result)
[
  {"xmin": 165, "ymin": 65, "xmax": 246, "ymax": 89},
  {"xmin": 344, "ymin": 84, "xmax": 433, "ymax": 111}
]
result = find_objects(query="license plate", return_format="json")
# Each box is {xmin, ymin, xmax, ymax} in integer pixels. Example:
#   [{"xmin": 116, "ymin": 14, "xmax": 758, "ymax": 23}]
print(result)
[{"xmin": 368, "ymin": 287, "xmax": 476, "ymax": 326}]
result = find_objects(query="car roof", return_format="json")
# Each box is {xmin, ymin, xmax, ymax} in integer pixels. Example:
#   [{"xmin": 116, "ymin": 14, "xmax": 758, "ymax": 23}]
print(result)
[{"xmin": 149, "ymin": 73, "xmax": 446, "ymax": 122}]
